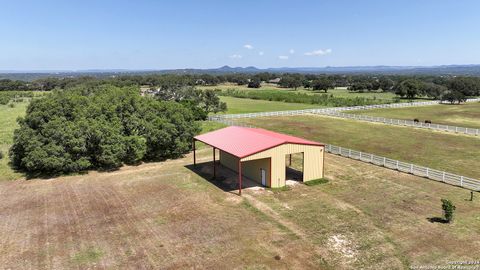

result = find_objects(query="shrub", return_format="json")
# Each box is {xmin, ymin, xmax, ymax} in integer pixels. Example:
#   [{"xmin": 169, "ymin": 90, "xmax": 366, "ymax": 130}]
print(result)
[
  {"xmin": 441, "ymin": 199, "xmax": 456, "ymax": 223},
  {"xmin": 304, "ymin": 178, "xmax": 329, "ymax": 186},
  {"xmin": 247, "ymin": 80, "xmax": 261, "ymax": 88}
]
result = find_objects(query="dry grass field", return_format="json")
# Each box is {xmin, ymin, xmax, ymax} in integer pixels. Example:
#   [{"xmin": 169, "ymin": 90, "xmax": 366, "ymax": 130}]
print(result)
[
  {"xmin": 0, "ymin": 149, "xmax": 325, "ymax": 270},
  {"xmin": 254, "ymin": 153, "xmax": 480, "ymax": 269},
  {"xmin": 1, "ymin": 148, "xmax": 479, "ymax": 269}
]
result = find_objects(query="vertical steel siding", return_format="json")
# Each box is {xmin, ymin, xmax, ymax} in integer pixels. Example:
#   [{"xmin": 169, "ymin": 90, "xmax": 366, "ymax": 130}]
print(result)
[{"xmin": 242, "ymin": 144, "xmax": 324, "ymax": 187}]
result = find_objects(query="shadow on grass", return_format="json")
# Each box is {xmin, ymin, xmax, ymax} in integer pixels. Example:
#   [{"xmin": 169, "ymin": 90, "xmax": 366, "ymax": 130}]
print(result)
[
  {"xmin": 185, "ymin": 161, "xmax": 262, "ymax": 194},
  {"xmin": 426, "ymin": 217, "xmax": 449, "ymax": 224},
  {"xmin": 9, "ymin": 161, "xmax": 125, "ymax": 180},
  {"xmin": 10, "ymin": 155, "xmax": 173, "ymax": 181},
  {"xmin": 22, "ymin": 167, "xmax": 121, "ymax": 180},
  {"xmin": 286, "ymin": 166, "xmax": 303, "ymax": 182}
]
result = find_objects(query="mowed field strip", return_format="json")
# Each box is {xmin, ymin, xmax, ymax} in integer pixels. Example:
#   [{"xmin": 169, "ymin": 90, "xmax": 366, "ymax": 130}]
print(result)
[
  {"xmin": 239, "ymin": 115, "xmax": 480, "ymax": 179},
  {"xmin": 1, "ymin": 149, "xmax": 479, "ymax": 269},
  {"xmin": 199, "ymin": 84, "xmax": 403, "ymax": 101},
  {"xmin": 350, "ymin": 102, "xmax": 480, "ymax": 129},
  {"xmin": 218, "ymin": 96, "xmax": 324, "ymax": 114},
  {"xmin": 0, "ymin": 102, "xmax": 28, "ymax": 181}
]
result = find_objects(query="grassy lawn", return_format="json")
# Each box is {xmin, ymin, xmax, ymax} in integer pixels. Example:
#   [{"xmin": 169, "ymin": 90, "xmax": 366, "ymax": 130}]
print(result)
[
  {"xmin": 250, "ymin": 153, "xmax": 480, "ymax": 269},
  {"xmin": 0, "ymin": 101, "xmax": 28, "ymax": 181},
  {"xmin": 351, "ymin": 102, "xmax": 480, "ymax": 129},
  {"xmin": 240, "ymin": 115, "xmax": 480, "ymax": 179},
  {"xmin": 218, "ymin": 96, "xmax": 324, "ymax": 114}
]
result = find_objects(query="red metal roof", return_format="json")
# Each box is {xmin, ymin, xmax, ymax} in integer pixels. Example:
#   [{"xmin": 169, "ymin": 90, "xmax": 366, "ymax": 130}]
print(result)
[{"xmin": 194, "ymin": 126, "xmax": 323, "ymax": 158}]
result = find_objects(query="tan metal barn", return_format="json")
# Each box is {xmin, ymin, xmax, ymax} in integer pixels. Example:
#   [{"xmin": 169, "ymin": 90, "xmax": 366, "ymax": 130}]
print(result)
[{"xmin": 193, "ymin": 126, "xmax": 325, "ymax": 195}]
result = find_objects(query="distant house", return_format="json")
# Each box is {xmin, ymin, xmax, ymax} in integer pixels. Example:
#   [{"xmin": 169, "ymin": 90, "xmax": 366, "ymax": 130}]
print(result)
[
  {"xmin": 195, "ymin": 79, "xmax": 206, "ymax": 85},
  {"xmin": 268, "ymin": 78, "xmax": 281, "ymax": 84},
  {"xmin": 139, "ymin": 85, "xmax": 159, "ymax": 96}
]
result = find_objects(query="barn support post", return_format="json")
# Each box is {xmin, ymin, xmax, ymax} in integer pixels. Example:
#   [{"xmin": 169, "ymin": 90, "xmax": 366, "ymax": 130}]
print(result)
[
  {"xmin": 238, "ymin": 160, "xmax": 242, "ymax": 196},
  {"xmin": 289, "ymin": 154, "xmax": 292, "ymax": 166},
  {"xmin": 322, "ymin": 147, "xmax": 325, "ymax": 178},
  {"xmin": 213, "ymin": 147, "xmax": 216, "ymax": 179},
  {"xmin": 193, "ymin": 138, "xmax": 196, "ymax": 167}
]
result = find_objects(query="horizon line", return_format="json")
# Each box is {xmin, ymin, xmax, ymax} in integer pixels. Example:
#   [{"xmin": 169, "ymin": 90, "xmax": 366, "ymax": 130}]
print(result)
[{"xmin": 1, "ymin": 63, "xmax": 480, "ymax": 73}]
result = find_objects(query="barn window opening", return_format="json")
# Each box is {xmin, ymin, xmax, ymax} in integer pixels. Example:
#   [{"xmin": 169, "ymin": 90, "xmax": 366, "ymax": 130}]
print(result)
[{"xmin": 285, "ymin": 152, "xmax": 304, "ymax": 182}]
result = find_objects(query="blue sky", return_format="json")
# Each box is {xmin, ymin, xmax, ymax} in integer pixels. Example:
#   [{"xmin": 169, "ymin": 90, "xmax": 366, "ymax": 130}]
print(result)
[{"xmin": 1, "ymin": 0, "xmax": 479, "ymax": 70}]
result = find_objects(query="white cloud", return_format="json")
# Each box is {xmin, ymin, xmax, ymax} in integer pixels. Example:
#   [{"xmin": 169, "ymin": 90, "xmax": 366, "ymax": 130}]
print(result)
[
  {"xmin": 304, "ymin": 48, "xmax": 332, "ymax": 56},
  {"xmin": 278, "ymin": 55, "xmax": 289, "ymax": 60},
  {"xmin": 289, "ymin": 49, "xmax": 295, "ymax": 54},
  {"xmin": 258, "ymin": 51, "xmax": 264, "ymax": 56},
  {"xmin": 243, "ymin": 44, "xmax": 253, "ymax": 49},
  {"xmin": 229, "ymin": 54, "xmax": 242, "ymax": 59}
]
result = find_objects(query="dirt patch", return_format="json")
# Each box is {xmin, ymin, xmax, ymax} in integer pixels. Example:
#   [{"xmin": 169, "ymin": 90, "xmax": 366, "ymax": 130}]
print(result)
[{"xmin": 327, "ymin": 234, "xmax": 357, "ymax": 263}]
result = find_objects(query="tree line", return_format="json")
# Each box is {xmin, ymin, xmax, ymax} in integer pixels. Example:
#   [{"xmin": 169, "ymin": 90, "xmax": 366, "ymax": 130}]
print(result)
[{"xmin": 2, "ymin": 73, "xmax": 480, "ymax": 104}]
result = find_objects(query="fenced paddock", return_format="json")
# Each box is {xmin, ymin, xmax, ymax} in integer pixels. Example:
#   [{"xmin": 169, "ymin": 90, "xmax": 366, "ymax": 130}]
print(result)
[
  {"xmin": 210, "ymin": 98, "xmax": 480, "ymax": 121},
  {"xmin": 320, "ymin": 111, "xmax": 480, "ymax": 137},
  {"xmin": 209, "ymin": 101, "xmax": 480, "ymax": 191},
  {"xmin": 325, "ymin": 145, "xmax": 480, "ymax": 191}
]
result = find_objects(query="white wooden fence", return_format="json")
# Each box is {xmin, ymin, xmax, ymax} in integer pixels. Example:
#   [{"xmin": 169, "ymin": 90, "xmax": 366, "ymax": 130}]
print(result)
[
  {"xmin": 209, "ymin": 98, "xmax": 480, "ymax": 120},
  {"xmin": 319, "ymin": 111, "xmax": 480, "ymax": 136},
  {"xmin": 209, "ymin": 115, "xmax": 480, "ymax": 191},
  {"xmin": 325, "ymin": 145, "xmax": 480, "ymax": 191}
]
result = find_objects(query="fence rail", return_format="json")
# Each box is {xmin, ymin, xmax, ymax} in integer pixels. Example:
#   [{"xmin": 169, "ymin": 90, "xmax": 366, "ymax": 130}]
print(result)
[
  {"xmin": 209, "ymin": 98, "xmax": 480, "ymax": 120},
  {"xmin": 325, "ymin": 144, "xmax": 480, "ymax": 191},
  {"xmin": 319, "ymin": 111, "xmax": 480, "ymax": 136},
  {"xmin": 209, "ymin": 116, "xmax": 480, "ymax": 191}
]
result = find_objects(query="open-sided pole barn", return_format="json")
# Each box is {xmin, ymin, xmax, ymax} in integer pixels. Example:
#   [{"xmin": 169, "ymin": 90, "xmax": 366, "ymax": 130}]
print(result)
[{"xmin": 193, "ymin": 126, "xmax": 325, "ymax": 195}]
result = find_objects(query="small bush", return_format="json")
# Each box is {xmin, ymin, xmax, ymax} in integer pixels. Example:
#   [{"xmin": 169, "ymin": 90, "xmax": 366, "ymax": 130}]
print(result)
[
  {"xmin": 8, "ymin": 103, "xmax": 14, "ymax": 108},
  {"xmin": 304, "ymin": 178, "xmax": 329, "ymax": 186},
  {"xmin": 441, "ymin": 199, "xmax": 456, "ymax": 223}
]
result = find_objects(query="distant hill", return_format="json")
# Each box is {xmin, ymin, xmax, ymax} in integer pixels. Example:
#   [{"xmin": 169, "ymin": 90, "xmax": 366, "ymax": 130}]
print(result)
[{"xmin": 2, "ymin": 64, "xmax": 480, "ymax": 81}]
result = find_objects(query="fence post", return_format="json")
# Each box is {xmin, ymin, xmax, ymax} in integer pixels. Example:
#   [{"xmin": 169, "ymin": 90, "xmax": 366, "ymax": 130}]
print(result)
[
  {"xmin": 396, "ymin": 160, "xmax": 399, "ymax": 170},
  {"xmin": 383, "ymin": 157, "xmax": 386, "ymax": 167},
  {"xmin": 359, "ymin": 152, "xmax": 362, "ymax": 160},
  {"xmin": 442, "ymin": 172, "xmax": 445, "ymax": 182},
  {"xmin": 426, "ymin": 168, "xmax": 429, "ymax": 178},
  {"xmin": 410, "ymin": 164, "xmax": 413, "ymax": 174},
  {"xmin": 348, "ymin": 149, "xmax": 351, "ymax": 158},
  {"xmin": 460, "ymin": 176, "xmax": 464, "ymax": 187},
  {"xmin": 455, "ymin": 126, "xmax": 458, "ymax": 133},
  {"xmin": 477, "ymin": 129, "xmax": 479, "ymax": 136}
]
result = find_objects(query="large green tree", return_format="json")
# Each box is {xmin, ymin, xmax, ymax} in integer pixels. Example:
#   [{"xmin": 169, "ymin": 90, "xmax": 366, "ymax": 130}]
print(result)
[
  {"xmin": 10, "ymin": 85, "xmax": 200, "ymax": 175},
  {"xmin": 394, "ymin": 79, "xmax": 423, "ymax": 99},
  {"xmin": 313, "ymin": 77, "xmax": 334, "ymax": 92}
]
